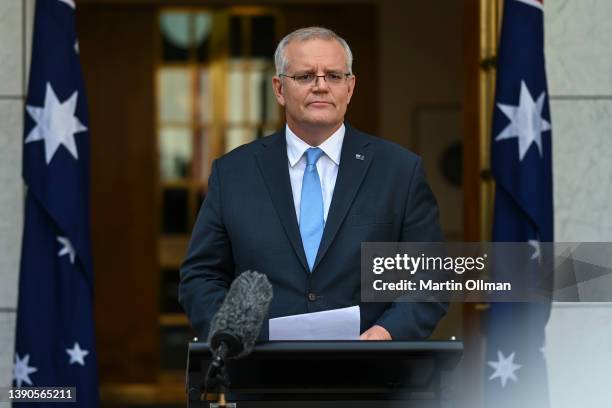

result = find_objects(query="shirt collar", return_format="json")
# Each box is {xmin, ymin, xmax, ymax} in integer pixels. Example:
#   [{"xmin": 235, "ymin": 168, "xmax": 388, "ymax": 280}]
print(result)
[{"xmin": 286, "ymin": 123, "xmax": 345, "ymax": 167}]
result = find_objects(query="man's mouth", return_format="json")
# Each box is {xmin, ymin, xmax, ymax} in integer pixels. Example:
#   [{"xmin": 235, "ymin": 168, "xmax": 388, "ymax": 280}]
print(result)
[{"xmin": 308, "ymin": 101, "xmax": 333, "ymax": 107}]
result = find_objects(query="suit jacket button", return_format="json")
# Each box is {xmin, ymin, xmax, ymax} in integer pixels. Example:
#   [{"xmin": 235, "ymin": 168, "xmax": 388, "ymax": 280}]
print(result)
[{"xmin": 308, "ymin": 292, "xmax": 317, "ymax": 302}]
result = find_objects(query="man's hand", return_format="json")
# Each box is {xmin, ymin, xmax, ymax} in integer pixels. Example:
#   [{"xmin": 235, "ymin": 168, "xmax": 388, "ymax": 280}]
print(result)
[{"xmin": 359, "ymin": 325, "xmax": 392, "ymax": 340}]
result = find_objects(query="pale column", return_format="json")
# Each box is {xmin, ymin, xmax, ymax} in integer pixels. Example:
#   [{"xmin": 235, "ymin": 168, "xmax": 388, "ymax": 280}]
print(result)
[
  {"xmin": 545, "ymin": 1, "xmax": 612, "ymax": 407},
  {"xmin": 0, "ymin": 0, "xmax": 35, "ymax": 399}
]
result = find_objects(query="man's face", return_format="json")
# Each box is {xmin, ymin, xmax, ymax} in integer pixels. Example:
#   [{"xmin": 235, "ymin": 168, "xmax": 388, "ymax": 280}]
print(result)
[{"xmin": 272, "ymin": 38, "xmax": 356, "ymax": 132}]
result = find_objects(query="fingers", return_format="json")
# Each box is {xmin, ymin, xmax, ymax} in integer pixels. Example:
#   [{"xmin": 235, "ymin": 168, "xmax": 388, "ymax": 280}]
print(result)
[{"xmin": 360, "ymin": 325, "xmax": 392, "ymax": 340}]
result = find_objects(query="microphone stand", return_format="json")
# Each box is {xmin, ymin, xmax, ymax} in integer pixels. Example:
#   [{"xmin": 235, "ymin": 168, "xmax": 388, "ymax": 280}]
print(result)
[{"xmin": 205, "ymin": 341, "xmax": 231, "ymax": 407}]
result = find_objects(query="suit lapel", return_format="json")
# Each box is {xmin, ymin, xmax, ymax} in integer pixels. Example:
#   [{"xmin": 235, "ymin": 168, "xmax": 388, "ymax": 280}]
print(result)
[
  {"xmin": 313, "ymin": 125, "xmax": 373, "ymax": 271},
  {"xmin": 255, "ymin": 130, "xmax": 310, "ymax": 273}
]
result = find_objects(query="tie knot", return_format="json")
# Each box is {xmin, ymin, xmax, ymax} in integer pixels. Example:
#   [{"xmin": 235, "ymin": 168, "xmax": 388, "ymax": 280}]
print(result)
[{"xmin": 305, "ymin": 147, "xmax": 324, "ymax": 166}]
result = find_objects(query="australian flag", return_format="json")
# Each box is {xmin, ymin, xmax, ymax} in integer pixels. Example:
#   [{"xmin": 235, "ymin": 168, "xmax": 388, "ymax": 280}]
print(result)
[
  {"xmin": 485, "ymin": 0, "xmax": 553, "ymax": 407},
  {"xmin": 13, "ymin": 0, "xmax": 99, "ymax": 406}
]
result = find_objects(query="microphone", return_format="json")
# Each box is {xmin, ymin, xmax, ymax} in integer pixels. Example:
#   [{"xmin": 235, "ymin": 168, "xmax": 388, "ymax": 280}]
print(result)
[
  {"xmin": 204, "ymin": 271, "xmax": 272, "ymax": 403},
  {"xmin": 207, "ymin": 270, "xmax": 273, "ymax": 360}
]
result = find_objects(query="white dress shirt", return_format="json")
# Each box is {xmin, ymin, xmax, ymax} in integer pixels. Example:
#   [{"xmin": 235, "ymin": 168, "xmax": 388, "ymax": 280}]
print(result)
[{"xmin": 286, "ymin": 124, "xmax": 344, "ymax": 224}]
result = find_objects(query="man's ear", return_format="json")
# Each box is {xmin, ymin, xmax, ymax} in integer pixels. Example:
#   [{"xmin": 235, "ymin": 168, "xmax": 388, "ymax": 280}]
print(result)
[
  {"xmin": 272, "ymin": 76, "xmax": 285, "ymax": 106},
  {"xmin": 346, "ymin": 74, "xmax": 356, "ymax": 105}
]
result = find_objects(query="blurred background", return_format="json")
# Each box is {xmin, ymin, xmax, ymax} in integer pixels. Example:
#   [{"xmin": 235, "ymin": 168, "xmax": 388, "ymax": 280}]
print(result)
[
  {"xmin": 77, "ymin": 2, "xmax": 466, "ymax": 403},
  {"xmin": 1, "ymin": 0, "xmax": 611, "ymax": 407}
]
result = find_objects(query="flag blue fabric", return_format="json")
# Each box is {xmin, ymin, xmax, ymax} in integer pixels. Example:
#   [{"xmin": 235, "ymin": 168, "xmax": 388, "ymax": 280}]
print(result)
[
  {"xmin": 13, "ymin": 0, "xmax": 99, "ymax": 406},
  {"xmin": 485, "ymin": 0, "xmax": 553, "ymax": 406}
]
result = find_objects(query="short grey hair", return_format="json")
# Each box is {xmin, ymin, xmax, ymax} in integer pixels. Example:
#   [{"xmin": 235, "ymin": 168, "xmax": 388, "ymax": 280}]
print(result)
[{"xmin": 274, "ymin": 26, "xmax": 353, "ymax": 75}]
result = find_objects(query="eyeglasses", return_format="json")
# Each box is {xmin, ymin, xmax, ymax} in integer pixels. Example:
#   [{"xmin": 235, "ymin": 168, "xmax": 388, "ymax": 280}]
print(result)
[{"xmin": 279, "ymin": 72, "xmax": 352, "ymax": 86}]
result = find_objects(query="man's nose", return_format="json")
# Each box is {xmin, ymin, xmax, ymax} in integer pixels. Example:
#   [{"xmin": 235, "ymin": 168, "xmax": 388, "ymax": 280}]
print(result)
[{"xmin": 313, "ymin": 75, "xmax": 330, "ymax": 90}]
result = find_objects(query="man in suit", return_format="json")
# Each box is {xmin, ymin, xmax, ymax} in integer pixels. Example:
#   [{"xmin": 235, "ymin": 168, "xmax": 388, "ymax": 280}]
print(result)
[{"xmin": 179, "ymin": 27, "xmax": 447, "ymax": 341}]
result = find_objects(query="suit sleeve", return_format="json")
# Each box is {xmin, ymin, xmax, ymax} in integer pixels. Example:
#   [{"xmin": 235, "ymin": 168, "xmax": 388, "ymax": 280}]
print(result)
[
  {"xmin": 374, "ymin": 158, "xmax": 449, "ymax": 340},
  {"xmin": 178, "ymin": 160, "xmax": 234, "ymax": 339}
]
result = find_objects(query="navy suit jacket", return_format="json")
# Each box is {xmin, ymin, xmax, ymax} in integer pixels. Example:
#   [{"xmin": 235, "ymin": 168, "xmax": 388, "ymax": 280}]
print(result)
[{"xmin": 179, "ymin": 124, "xmax": 447, "ymax": 340}]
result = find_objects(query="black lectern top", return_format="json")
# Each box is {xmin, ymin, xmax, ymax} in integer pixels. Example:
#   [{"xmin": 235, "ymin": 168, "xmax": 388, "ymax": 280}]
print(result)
[{"xmin": 187, "ymin": 340, "xmax": 462, "ymax": 402}]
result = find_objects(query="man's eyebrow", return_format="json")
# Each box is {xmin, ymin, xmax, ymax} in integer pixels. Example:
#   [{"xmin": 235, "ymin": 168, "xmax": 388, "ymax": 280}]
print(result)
[
  {"xmin": 291, "ymin": 66, "xmax": 316, "ymax": 73},
  {"xmin": 292, "ymin": 68, "xmax": 346, "ymax": 74}
]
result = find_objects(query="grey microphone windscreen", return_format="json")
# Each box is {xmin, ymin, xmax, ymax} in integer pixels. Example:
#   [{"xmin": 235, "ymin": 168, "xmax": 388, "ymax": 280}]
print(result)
[{"xmin": 207, "ymin": 270, "xmax": 273, "ymax": 358}]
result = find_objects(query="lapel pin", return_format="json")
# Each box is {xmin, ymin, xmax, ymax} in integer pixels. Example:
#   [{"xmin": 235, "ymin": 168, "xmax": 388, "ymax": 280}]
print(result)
[{"xmin": 355, "ymin": 154, "xmax": 365, "ymax": 161}]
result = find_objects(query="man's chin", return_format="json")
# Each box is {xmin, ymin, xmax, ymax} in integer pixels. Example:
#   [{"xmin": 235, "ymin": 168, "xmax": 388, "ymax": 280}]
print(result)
[{"xmin": 301, "ymin": 115, "xmax": 342, "ymax": 128}]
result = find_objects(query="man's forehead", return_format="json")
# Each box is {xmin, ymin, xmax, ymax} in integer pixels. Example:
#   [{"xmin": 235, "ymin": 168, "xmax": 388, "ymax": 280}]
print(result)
[
  {"xmin": 284, "ymin": 38, "xmax": 347, "ymax": 69},
  {"xmin": 286, "ymin": 38, "xmax": 345, "ymax": 55}
]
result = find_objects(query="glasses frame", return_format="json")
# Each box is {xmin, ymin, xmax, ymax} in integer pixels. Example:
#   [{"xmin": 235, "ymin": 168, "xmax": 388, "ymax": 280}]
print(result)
[{"xmin": 278, "ymin": 72, "xmax": 352, "ymax": 86}]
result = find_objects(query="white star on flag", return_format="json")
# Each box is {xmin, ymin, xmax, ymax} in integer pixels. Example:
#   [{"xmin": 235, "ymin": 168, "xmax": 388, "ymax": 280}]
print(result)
[
  {"xmin": 66, "ymin": 342, "xmax": 89, "ymax": 366},
  {"xmin": 488, "ymin": 350, "xmax": 522, "ymax": 388},
  {"xmin": 528, "ymin": 239, "xmax": 542, "ymax": 263},
  {"xmin": 13, "ymin": 353, "xmax": 38, "ymax": 387},
  {"xmin": 495, "ymin": 80, "xmax": 551, "ymax": 161},
  {"xmin": 25, "ymin": 82, "xmax": 87, "ymax": 165},
  {"xmin": 57, "ymin": 236, "xmax": 76, "ymax": 264},
  {"xmin": 57, "ymin": 0, "xmax": 76, "ymax": 9},
  {"xmin": 514, "ymin": 0, "xmax": 543, "ymax": 10}
]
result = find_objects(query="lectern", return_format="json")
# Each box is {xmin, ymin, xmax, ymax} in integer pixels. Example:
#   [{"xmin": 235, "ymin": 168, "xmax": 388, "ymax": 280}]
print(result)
[{"xmin": 186, "ymin": 341, "xmax": 463, "ymax": 408}]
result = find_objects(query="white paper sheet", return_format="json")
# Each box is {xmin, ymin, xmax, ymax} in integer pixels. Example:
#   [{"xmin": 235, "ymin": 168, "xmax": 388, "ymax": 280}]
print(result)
[{"xmin": 269, "ymin": 306, "xmax": 360, "ymax": 340}]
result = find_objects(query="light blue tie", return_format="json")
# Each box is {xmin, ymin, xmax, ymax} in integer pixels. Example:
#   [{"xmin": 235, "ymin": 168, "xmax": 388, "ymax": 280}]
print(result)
[{"xmin": 299, "ymin": 147, "xmax": 325, "ymax": 271}]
